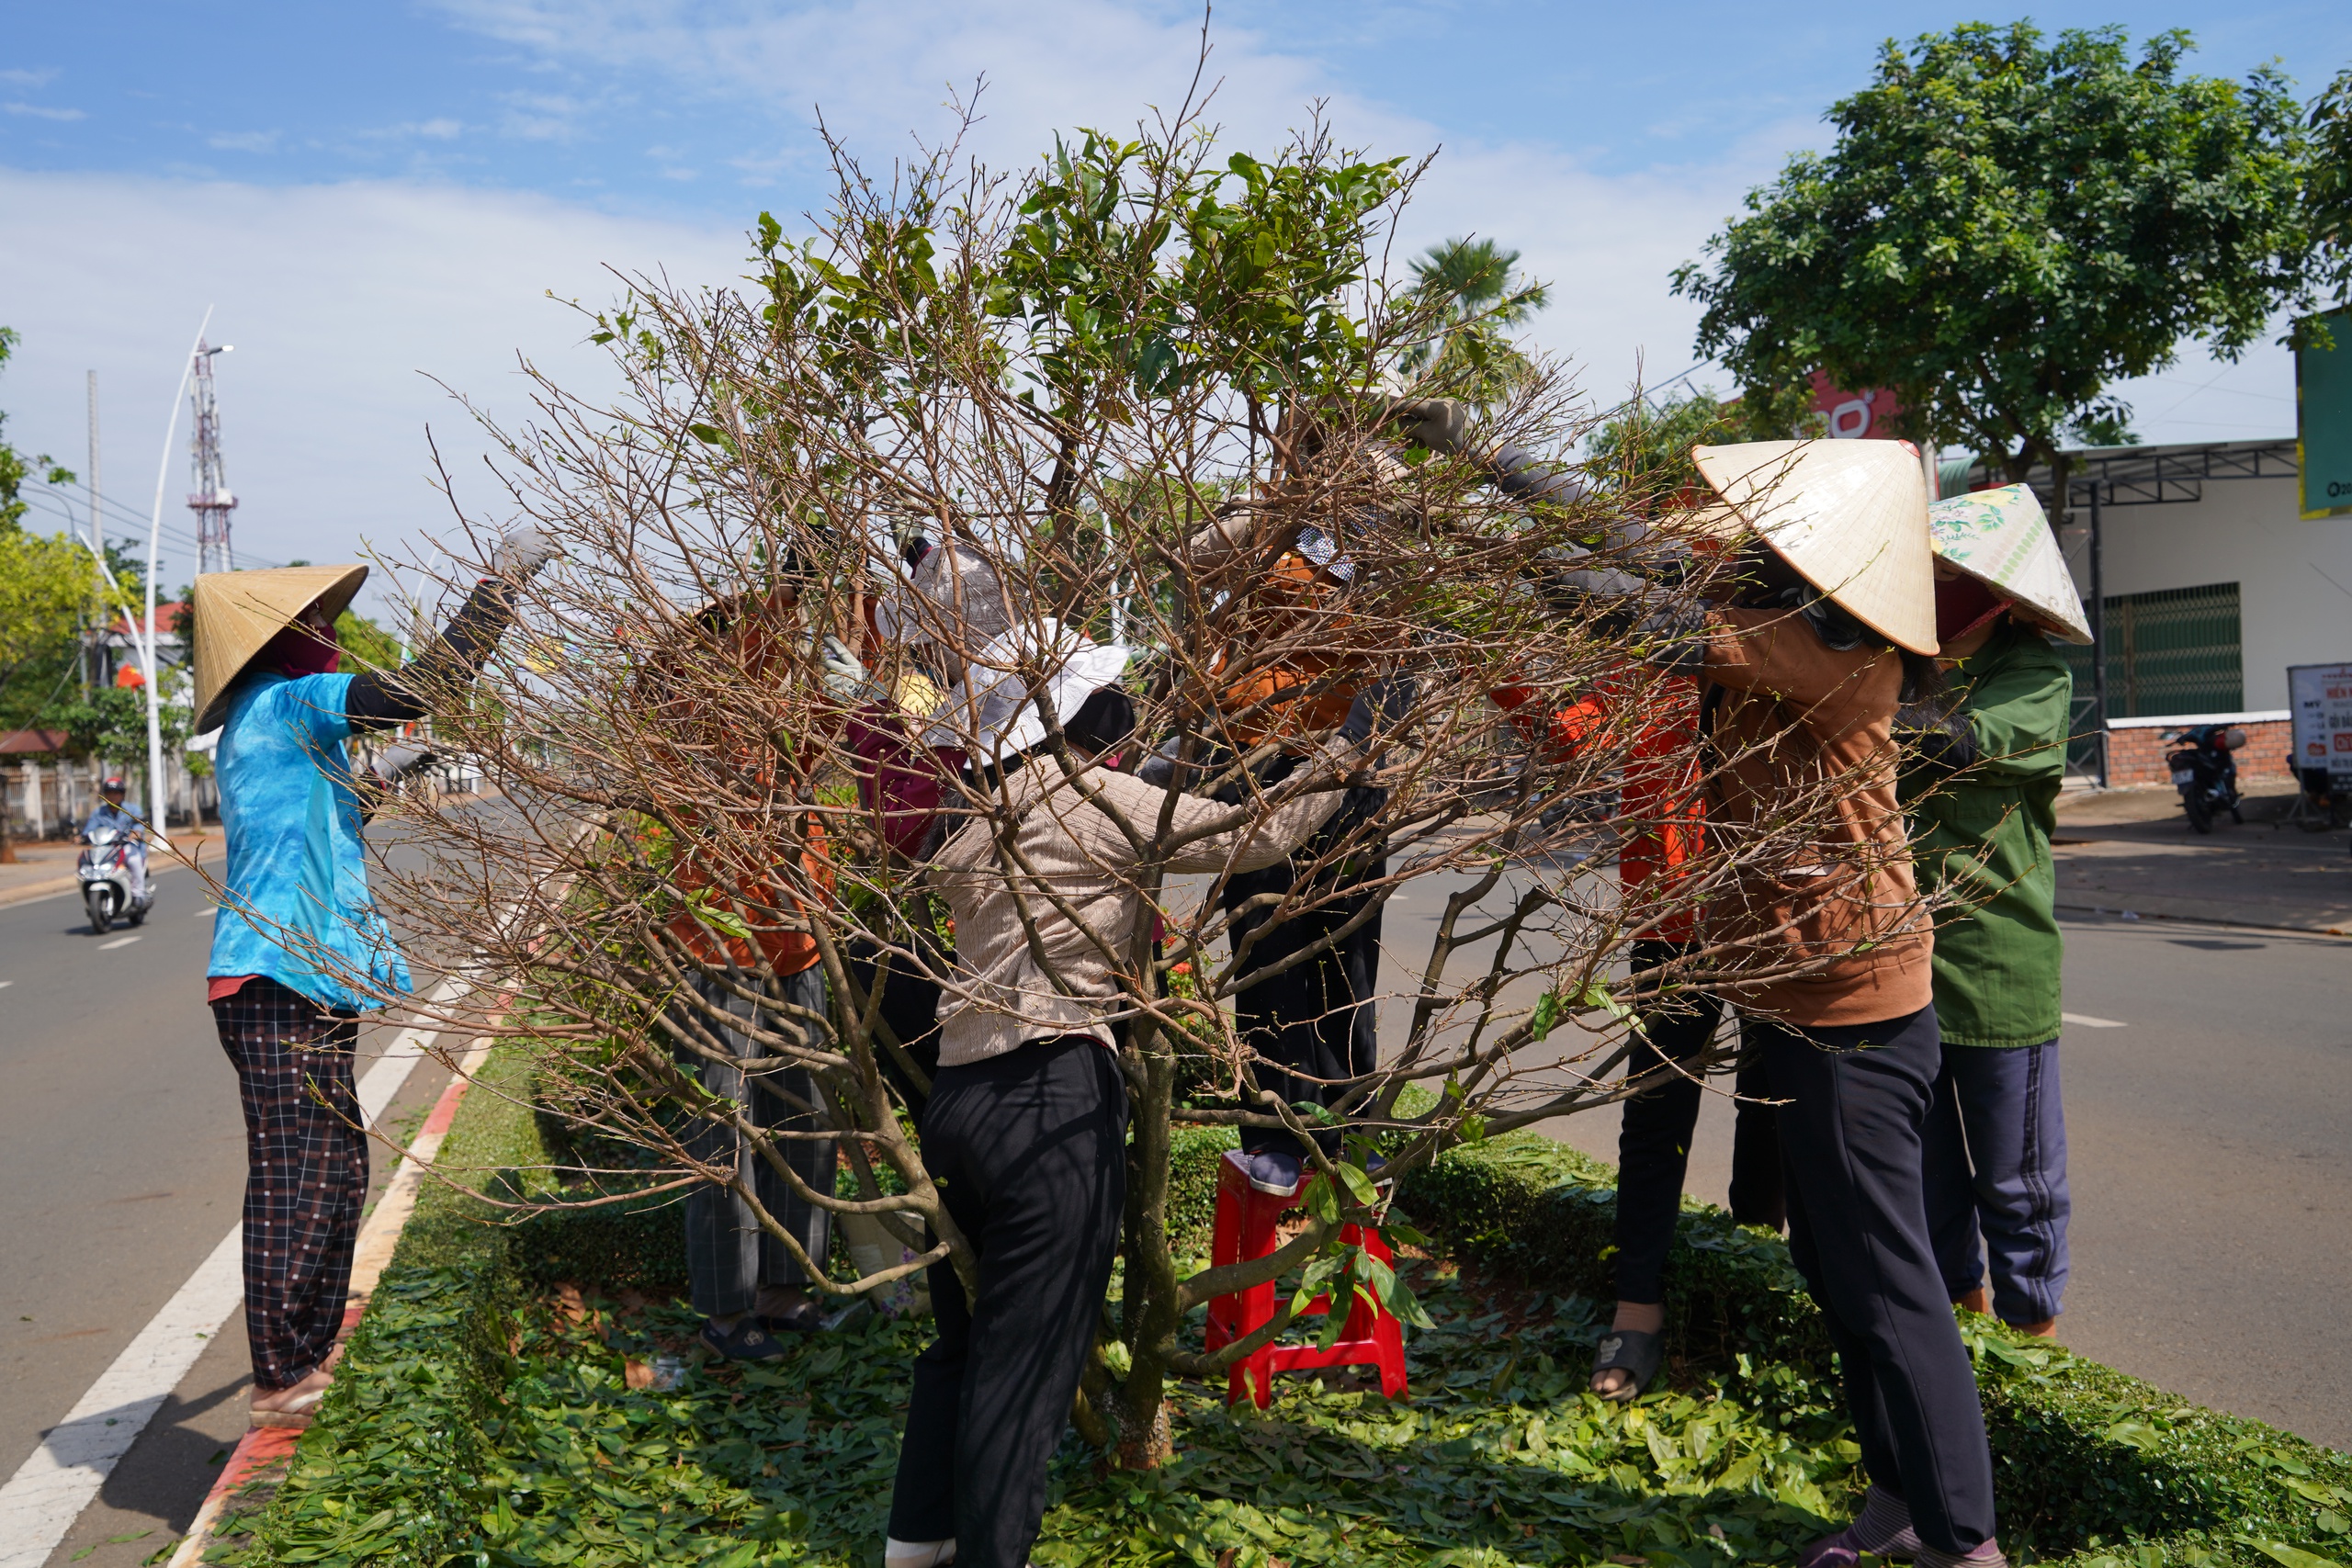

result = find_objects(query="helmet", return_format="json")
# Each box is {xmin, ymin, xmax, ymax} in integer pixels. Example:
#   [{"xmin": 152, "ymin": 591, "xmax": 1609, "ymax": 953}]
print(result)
[{"xmin": 101, "ymin": 776, "xmax": 128, "ymax": 795}]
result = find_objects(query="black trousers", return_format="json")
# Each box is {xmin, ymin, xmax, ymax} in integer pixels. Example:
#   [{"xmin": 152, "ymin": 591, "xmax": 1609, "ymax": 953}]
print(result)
[
  {"xmin": 1611, "ymin": 940, "xmax": 1785, "ymax": 1303},
  {"xmin": 1752, "ymin": 1005, "xmax": 1997, "ymax": 1556},
  {"xmin": 675, "ymin": 965, "xmax": 838, "ymax": 1316},
  {"xmin": 211, "ymin": 977, "xmax": 367, "ymax": 1392},
  {"xmin": 888, "ymin": 1037, "xmax": 1128, "ymax": 1568},
  {"xmin": 1222, "ymin": 783, "xmax": 1385, "ymax": 1158}
]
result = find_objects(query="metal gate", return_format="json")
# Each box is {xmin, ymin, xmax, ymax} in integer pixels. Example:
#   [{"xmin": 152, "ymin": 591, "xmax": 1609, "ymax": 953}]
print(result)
[{"xmin": 2058, "ymin": 581, "xmax": 2243, "ymax": 768}]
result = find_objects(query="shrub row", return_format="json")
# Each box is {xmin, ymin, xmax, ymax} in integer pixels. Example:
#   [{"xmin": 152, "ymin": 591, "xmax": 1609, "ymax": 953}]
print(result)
[{"xmin": 219, "ymin": 1061, "xmax": 2349, "ymax": 1567}]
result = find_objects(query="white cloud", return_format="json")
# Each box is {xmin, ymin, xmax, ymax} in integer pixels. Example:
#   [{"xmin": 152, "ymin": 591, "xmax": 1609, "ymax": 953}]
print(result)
[
  {"xmin": 0, "ymin": 167, "xmax": 749, "ymax": 621},
  {"xmin": 208, "ymin": 130, "xmax": 280, "ymax": 152},
  {"xmin": 362, "ymin": 118, "xmax": 468, "ymax": 141},
  {"xmin": 0, "ymin": 67, "xmax": 60, "ymax": 87},
  {"xmin": 5, "ymin": 101, "xmax": 85, "ymax": 121}
]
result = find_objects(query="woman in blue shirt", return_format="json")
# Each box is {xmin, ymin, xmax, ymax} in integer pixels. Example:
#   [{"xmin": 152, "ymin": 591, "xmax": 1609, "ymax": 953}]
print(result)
[{"xmin": 190, "ymin": 527, "xmax": 548, "ymax": 1426}]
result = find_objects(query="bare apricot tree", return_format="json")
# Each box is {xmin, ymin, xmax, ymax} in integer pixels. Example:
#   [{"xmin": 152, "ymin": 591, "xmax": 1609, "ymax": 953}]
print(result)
[{"xmin": 339, "ymin": 107, "xmax": 1901, "ymax": 1466}]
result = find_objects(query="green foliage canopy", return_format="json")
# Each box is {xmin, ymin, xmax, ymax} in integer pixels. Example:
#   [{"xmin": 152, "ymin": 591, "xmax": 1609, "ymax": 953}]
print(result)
[
  {"xmin": 1672, "ymin": 23, "xmax": 2311, "ymax": 496},
  {"xmin": 2306, "ymin": 63, "xmax": 2352, "ymax": 318},
  {"xmin": 1400, "ymin": 235, "xmax": 1550, "ymax": 410}
]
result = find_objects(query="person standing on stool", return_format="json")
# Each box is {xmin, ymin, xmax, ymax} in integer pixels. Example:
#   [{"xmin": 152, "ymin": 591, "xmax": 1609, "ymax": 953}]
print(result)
[
  {"xmin": 878, "ymin": 558, "xmax": 1393, "ymax": 1568},
  {"xmin": 1903, "ymin": 484, "xmax": 2083, "ymax": 1340},
  {"xmin": 192, "ymin": 533, "xmax": 552, "ymax": 1427}
]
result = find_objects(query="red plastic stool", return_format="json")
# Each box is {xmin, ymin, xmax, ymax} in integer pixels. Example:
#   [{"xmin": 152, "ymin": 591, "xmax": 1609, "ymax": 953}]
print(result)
[{"xmin": 1203, "ymin": 1148, "xmax": 1408, "ymax": 1407}]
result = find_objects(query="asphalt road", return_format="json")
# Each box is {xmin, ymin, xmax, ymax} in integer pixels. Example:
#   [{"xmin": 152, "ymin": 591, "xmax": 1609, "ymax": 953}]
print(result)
[
  {"xmin": 0, "ymin": 874, "xmax": 458, "ymax": 1568},
  {"xmin": 1509, "ymin": 908, "xmax": 2352, "ymax": 1453}
]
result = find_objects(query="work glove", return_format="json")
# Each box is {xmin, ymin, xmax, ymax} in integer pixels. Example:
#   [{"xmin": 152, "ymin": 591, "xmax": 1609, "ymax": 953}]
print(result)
[
  {"xmin": 494, "ymin": 521, "xmax": 560, "ymax": 579},
  {"xmin": 1895, "ymin": 695, "xmax": 1979, "ymax": 772},
  {"xmin": 1387, "ymin": 396, "xmax": 1471, "ymax": 455},
  {"xmin": 818, "ymin": 635, "xmax": 889, "ymax": 706},
  {"xmin": 369, "ymin": 743, "xmax": 438, "ymax": 784}
]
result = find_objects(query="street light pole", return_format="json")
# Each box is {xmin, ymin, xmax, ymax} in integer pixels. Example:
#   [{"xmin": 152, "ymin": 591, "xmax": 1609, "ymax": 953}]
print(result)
[{"xmin": 142, "ymin": 309, "xmax": 213, "ymax": 850}]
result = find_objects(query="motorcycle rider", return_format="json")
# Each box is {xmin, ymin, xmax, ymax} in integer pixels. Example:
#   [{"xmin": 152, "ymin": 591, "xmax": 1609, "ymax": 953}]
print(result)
[{"xmin": 81, "ymin": 776, "xmax": 148, "ymax": 902}]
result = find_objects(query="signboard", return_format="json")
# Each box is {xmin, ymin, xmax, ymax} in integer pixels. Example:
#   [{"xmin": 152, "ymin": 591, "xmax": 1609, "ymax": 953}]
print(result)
[
  {"xmin": 2298, "ymin": 309, "xmax": 2352, "ymax": 519},
  {"xmin": 2287, "ymin": 662, "xmax": 2352, "ymax": 781},
  {"xmin": 1809, "ymin": 370, "xmax": 1905, "ymax": 440}
]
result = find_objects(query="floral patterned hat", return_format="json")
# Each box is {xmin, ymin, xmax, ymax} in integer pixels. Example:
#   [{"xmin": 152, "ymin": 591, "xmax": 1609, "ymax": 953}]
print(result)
[{"xmin": 1926, "ymin": 485, "xmax": 2092, "ymax": 644}]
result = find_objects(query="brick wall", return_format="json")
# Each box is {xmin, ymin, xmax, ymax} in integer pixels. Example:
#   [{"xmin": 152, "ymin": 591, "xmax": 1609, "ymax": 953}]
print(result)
[{"xmin": 2102, "ymin": 717, "xmax": 2298, "ymax": 789}]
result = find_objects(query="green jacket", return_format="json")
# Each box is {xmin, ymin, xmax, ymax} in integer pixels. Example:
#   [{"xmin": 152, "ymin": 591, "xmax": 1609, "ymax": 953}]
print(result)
[{"xmin": 1900, "ymin": 620, "xmax": 2071, "ymax": 1048}]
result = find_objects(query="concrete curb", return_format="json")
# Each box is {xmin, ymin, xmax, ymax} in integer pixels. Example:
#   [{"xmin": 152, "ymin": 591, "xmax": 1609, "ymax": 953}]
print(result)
[
  {"xmin": 0, "ymin": 838, "xmax": 217, "ymax": 909},
  {"xmin": 164, "ymin": 1032, "xmax": 498, "ymax": 1568},
  {"xmin": 2055, "ymin": 901, "xmax": 2350, "ymax": 939}
]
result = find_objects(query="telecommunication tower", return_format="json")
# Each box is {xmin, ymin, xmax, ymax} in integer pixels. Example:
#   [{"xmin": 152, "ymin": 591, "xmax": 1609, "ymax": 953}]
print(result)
[{"xmin": 188, "ymin": 339, "xmax": 237, "ymax": 575}]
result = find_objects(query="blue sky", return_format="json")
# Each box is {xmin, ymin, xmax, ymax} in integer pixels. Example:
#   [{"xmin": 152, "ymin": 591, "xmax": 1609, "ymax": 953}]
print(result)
[{"xmin": 4, "ymin": 1, "xmax": 2346, "ymax": 608}]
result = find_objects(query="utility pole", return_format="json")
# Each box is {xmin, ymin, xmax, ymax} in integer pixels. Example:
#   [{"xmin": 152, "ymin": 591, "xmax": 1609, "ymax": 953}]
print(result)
[
  {"xmin": 85, "ymin": 371, "xmax": 101, "ymax": 694},
  {"xmin": 188, "ymin": 339, "xmax": 236, "ymax": 576}
]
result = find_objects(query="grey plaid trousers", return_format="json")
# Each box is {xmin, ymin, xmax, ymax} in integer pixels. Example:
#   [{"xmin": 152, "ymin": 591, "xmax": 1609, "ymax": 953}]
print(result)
[{"xmin": 676, "ymin": 964, "xmax": 839, "ymax": 1316}]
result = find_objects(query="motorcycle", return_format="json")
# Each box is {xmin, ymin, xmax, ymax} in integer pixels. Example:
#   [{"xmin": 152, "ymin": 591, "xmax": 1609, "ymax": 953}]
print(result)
[
  {"xmin": 77, "ymin": 825, "xmax": 154, "ymax": 934},
  {"xmin": 2164, "ymin": 723, "xmax": 2245, "ymax": 834}
]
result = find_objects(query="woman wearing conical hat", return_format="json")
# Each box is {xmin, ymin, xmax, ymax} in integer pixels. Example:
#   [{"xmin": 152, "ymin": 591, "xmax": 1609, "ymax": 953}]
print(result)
[
  {"xmin": 190, "ymin": 525, "xmax": 553, "ymax": 1427},
  {"xmin": 1559, "ymin": 439, "xmax": 2006, "ymax": 1568},
  {"xmin": 1901, "ymin": 485, "xmax": 2087, "ymax": 1344}
]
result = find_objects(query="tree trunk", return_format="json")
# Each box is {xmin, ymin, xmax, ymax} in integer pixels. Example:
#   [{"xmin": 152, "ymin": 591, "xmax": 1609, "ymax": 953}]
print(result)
[{"xmin": 1111, "ymin": 1027, "xmax": 1180, "ymax": 1469}]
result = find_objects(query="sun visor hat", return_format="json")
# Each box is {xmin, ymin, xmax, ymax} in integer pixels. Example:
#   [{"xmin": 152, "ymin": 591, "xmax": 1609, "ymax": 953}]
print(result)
[
  {"xmin": 192, "ymin": 564, "xmax": 369, "ymax": 733},
  {"xmin": 874, "ymin": 542, "xmax": 1019, "ymax": 652},
  {"xmin": 1926, "ymin": 484, "xmax": 2092, "ymax": 645},
  {"xmin": 1692, "ymin": 440, "xmax": 1939, "ymax": 656}
]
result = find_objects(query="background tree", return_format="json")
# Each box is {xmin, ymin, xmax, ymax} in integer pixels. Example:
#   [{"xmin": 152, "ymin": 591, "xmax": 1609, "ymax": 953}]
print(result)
[
  {"xmin": 1585, "ymin": 385, "xmax": 1823, "ymax": 511},
  {"xmin": 2305, "ymin": 62, "xmax": 2352, "ymax": 322},
  {"xmin": 1398, "ymin": 235, "xmax": 1549, "ymax": 408},
  {"xmin": 1672, "ymin": 22, "xmax": 2310, "ymax": 517},
  {"xmin": 1, "ymin": 326, "xmax": 77, "ymax": 531}
]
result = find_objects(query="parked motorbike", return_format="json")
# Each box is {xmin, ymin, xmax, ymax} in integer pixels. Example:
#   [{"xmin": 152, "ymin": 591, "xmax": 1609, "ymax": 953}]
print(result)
[
  {"xmin": 77, "ymin": 825, "xmax": 154, "ymax": 934},
  {"xmin": 2164, "ymin": 723, "xmax": 2246, "ymax": 834}
]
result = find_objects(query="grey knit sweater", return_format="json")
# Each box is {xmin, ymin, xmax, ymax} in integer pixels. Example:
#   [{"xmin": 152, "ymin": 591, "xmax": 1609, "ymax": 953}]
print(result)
[{"xmin": 926, "ymin": 761, "xmax": 1349, "ymax": 1066}]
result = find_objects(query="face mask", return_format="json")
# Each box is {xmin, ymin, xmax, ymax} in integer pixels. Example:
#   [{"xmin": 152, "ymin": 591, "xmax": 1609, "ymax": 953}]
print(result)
[
  {"xmin": 265, "ymin": 619, "xmax": 342, "ymax": 679},
  {"xmin": 1934, "ymin": 574, "xmax": 2007, "ymax": 644}
]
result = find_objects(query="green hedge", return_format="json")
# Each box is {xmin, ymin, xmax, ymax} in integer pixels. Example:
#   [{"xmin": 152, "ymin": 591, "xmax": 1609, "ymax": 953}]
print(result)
[
  {"xmin": 1400, "ymin": 1132, "xmax": 2352, "ymax": 1567},
  {"xmin": 219, "ymin": 1066, "xmax": 2351, "ymax": 1568}
]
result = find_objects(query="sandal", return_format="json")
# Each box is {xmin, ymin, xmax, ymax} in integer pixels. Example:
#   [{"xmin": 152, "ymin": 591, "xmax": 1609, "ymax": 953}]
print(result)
[
  {"xmin": 1589, "ymin": 1327, "xmax": 1663, "ymax": 1402},
  {"xmin": 249, "ymin": 1386, "xmax": 326, "ymax": 1430}
]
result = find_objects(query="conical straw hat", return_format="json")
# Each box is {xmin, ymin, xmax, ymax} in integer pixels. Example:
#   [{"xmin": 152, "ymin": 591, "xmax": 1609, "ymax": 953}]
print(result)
[
  {"xmin": 1927, "ymin": 484, "xmax": 2092, "ymax": 644},
  {"xmin": 1692, "ymin": 440, "xmax": 1939, "ymax": 656},
  {"xmin": 193, "ymin": 564, "xmax": 369, "ymax": 733}
]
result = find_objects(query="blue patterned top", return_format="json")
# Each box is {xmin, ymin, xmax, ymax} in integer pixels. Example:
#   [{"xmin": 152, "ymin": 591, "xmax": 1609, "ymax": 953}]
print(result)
[{"xmin": 207, "ymin": 671, "xmax": 411, "ymax": 1010}]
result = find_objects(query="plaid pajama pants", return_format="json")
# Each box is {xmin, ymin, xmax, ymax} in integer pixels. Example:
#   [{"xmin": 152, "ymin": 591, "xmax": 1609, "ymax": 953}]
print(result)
[{"xmin": 212, "ymin": 977, "xmax": 368, "ymax": 1392}]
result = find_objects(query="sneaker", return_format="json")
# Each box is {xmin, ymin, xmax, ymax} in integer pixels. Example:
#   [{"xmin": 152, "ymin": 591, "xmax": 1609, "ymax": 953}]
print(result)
[
  {"xmin": 1234, "ymin": 1148, "xmax": 1303, "ymax": 1197},
  {"xmin": 700, "ymin": 1317, "xmax": 788, "ymax": 1362},
  {"xmin": 883, "ymin": 1540, "xmax": 956, "ymax": 1567}
]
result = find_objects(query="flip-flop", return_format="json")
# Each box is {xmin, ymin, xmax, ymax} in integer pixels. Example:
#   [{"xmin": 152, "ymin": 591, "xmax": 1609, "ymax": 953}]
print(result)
[
  {"xmin": 701, "ymin": 1317, "xmax": 790, "ymax": 1361},
  {"xmin": 250, "ymin": 1387, "xmax": 326, "ymax": 1429},
  {"xmin": 1589, "ymin": 1327, "xmax": 1664, "ymax": 1402}
]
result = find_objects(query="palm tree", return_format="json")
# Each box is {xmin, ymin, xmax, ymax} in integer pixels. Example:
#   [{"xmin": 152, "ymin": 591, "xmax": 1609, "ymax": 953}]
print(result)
[{"xmin": 1399, "ymin": 237, "xmax": 1551, "ymax": 405}]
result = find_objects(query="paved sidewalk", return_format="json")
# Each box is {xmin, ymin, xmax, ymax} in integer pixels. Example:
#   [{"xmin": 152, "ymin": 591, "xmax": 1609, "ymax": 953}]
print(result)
[{"xmin": 2052, "ymin": 785, "xmax": 2352, "ymax": 935}]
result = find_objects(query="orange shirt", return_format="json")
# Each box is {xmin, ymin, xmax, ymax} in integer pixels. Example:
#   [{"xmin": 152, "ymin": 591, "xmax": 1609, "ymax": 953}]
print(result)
[
  {"xmin": 1491, "ymin": 671, "xmax": 1706, "ymax": 941},
  {"xmin": 1207, "ymin": 552, "xmax": 1369, "ymax": 747}
]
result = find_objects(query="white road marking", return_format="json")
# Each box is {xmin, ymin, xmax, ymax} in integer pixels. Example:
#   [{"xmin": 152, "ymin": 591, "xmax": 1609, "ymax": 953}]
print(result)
[
  {"xmin": 0, "ymin": 981, "xmax": 12, "ymax": 989},
  {"xmin": 96, "ymin": 935, "xmax": 142, "ymax": 951},
  {"xmin": 192, "ymin": 907, "xmax": 216, "ymax": 918},
  {"xmin": 0, "ymin": 970, "xmax": 474, "ymax": 1566},
  {"xmin": 2063, "ymin": 1011, "xmax": 2128, "ymax": 1029}
]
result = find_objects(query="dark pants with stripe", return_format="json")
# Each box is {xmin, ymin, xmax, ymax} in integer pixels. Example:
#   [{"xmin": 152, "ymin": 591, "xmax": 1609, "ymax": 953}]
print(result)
[
  {"xmin": 888, "ymin": 1036, "xmax": 1128, "ymax": 1568},
  {"xmin": 1751, "ymin": 1004, "xmax": 1997, "ymax": 1556},
  {"xmin": 677, "ymin": 964, "xmax": 838, "ymax": 1316},
  {"xmin": 1923, "ymin": 1040, "xmax": 2070, "ymax": 1325},
  {"xmin": 212, "ymin": 977, "xmax": 366, "ymax": 1393},
  {"xmin": 1611, "ymin": 940, "xmax": 1785, "ymax": 1303},
  {"xmin": 1223, "ymin": 782, "xmax": 1385, "ymax": 1159}
]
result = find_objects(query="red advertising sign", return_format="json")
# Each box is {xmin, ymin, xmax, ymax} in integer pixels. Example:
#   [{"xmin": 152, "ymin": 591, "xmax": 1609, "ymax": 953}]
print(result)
[{"xmin": 1810, "ymin": 371, "xmax": 1905, "ymax": 440}]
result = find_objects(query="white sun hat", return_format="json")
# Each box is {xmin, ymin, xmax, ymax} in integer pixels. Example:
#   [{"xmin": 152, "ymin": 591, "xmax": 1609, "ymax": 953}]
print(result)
[
  {"xmin": 919, "ymin": 618, "xmax": 1133, "ymax": 758},
  {"xmin": 1692, "ymin": 439, "xmax": 1939, "ymax": 656},
  {"xmin": 1926, "ymin": 484, "xmax": 2093, "ymax": 645}
]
